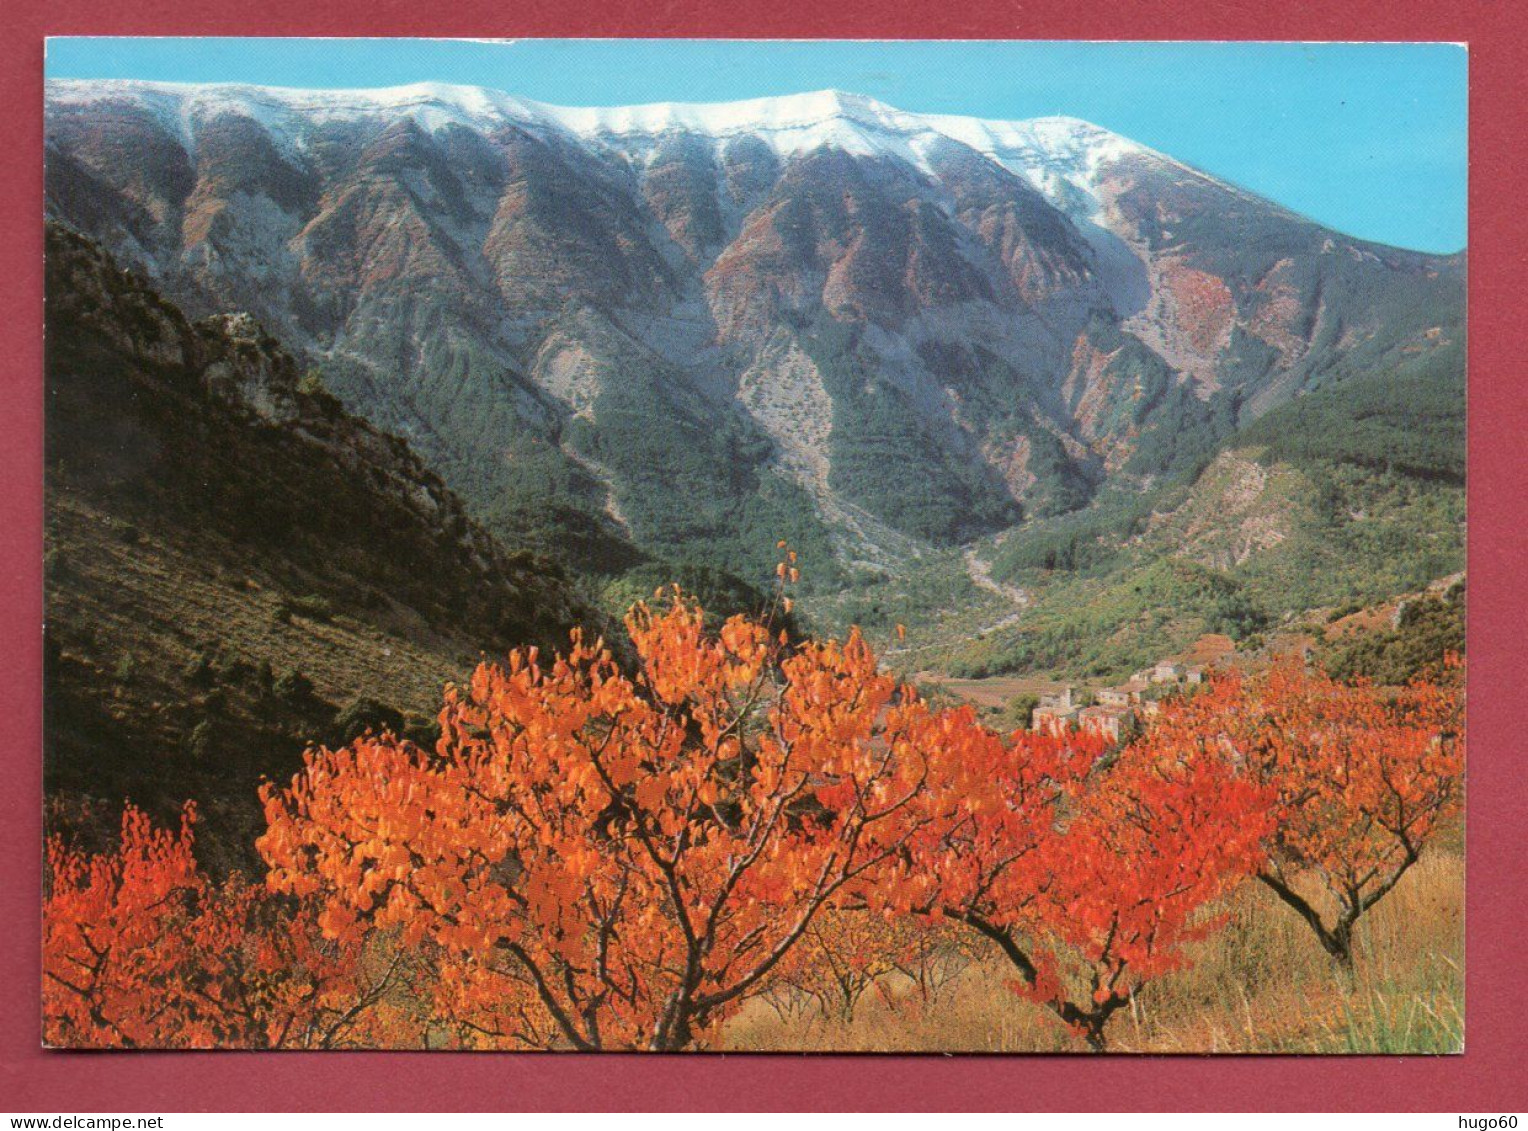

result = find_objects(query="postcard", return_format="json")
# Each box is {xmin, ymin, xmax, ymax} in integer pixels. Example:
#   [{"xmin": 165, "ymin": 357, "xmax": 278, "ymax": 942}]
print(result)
[{"xmin": 40, "ymin": 38, "xmax": 1465, "ymax": 1053}]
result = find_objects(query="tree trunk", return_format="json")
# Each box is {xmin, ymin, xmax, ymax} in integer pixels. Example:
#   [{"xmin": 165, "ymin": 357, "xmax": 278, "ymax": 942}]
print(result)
[
  {"xmin": 1323, "ymin": 922, "xmax": 1356, "ymax": 981},
  {"xmin": 1081, "ymin": 1020, "xmax": 1109, "ymax": 1053},
  {"xmin": 1053, "ymin": 992, "xmax": 1128, "ymax": 1052},
  {"xmin": 1258, "ymin": 872, "xmax": 1359, "ymax": 978}
]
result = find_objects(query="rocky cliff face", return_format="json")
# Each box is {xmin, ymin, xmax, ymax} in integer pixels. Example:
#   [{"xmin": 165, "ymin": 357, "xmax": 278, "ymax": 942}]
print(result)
[{"xmin": 44, "ymin": 82, "xmax": 1465, "ymax": 585}]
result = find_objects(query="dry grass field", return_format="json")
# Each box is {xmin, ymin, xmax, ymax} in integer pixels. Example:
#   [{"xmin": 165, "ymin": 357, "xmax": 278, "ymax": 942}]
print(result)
[{"xmin": 718, "ymin": 846, "xmax": 1463, "ymax": 1054}]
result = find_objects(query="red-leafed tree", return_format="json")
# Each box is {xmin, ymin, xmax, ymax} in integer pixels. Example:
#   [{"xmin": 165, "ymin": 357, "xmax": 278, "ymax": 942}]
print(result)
[
  {"xmin": 258, "ymin": 586, "xmax": 936, "ymax": 1050},
  {"xmin": 44, "ymin": 803, "xmax": 381, "ymax": 1048},
  {"xmin": 913, "ymin": 715, "xmax": 1272, "ymax": 1050},
  {"xmin": 1156, "ymin": 657, "xmax": 1466, "ymax": 970}
]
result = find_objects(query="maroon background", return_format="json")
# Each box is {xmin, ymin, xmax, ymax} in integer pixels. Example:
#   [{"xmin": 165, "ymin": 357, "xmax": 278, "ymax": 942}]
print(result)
[{"xmin": 2, "ymin": 1, "xmax": 1523, "ymax": 1113}]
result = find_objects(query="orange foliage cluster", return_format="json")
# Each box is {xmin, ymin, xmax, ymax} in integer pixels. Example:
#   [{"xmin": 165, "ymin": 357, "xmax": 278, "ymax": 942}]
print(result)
[
  {"xmin": 43, "ymin": 560, "xmax": 1464, "ymax": 1052},
  {"xmin": 901, "ymin": 704, "xmax": 1272, "ymax": 1048},
  {"xmin": 43, "ymin": 804, "xmax": 383, "ymax": 1049},
  {"xmin": 258, "ymin": 595, "xmax": 931, "ymax": 1050},
  {"xmin": 1143, "ymin": 656, "xmax": 1465, "ymax": 969}
]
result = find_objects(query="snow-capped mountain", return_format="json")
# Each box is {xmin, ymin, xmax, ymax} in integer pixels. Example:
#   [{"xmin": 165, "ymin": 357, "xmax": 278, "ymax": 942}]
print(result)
[
  {"xmin": 46, "ymin": 81, "xmax": 1145, "ymax": 206},
  {"xmin": 44, "ymin": 79, "xmax": 1463, "ymax": 582}
]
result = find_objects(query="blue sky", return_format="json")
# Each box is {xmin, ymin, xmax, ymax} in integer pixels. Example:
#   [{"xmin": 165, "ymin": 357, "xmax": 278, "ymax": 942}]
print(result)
[{"xmin": 46, "ymin": 39, "xmax": 1467, "ymax": 253}]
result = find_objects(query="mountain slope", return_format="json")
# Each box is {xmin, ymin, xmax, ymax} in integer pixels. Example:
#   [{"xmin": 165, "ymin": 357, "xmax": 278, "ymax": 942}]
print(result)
[
  {"xmin": 43, "ymin": 80, "xmax": 1465, "ymax": 694},
  {"xmin": 939, "ymin": 347, "xmax": 1465, "ymax": 680},
  {"xmin": 44, "ymin": 222, "xmax": 604, "ymax": 868},
  {"xmin": 45, "ymin": 81, "xmax": 1463, "ymax": 591}
]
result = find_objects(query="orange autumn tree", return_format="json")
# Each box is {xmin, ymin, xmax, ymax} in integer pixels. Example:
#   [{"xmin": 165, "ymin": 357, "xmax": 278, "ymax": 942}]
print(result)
[
  {"xmin": 1026, "ymin": 737, "xmax": 1274, "ymax": 1049},
  {"xmin": 415, "ymin": 945, "xmax": 564, "ymax": 1049},
  {"xmin": 766, "ymin": 906, "xmax": 904, "ymax": 1021},
  {"xmin": 44, "ymin": 803, "xmax": 382, "ymax": 1048},
  {"xmin": 913, "ymin": 713, "xmax": 1272, "ymax": 1050},
  {"xmin": 1157, "ymin": 658, "xmax": 1465, "ymax": 970},
  {"xmin": 765, "ymin": 904, "xmax": 973, "ymax": 1022},
  {"xmin": 776, "ymin": 898, "xmax": 977, "ymax": 1014},
  {"xmin": 258, "ymin": 583, "xmax": 937, "ymax": 1051},
  {"xmin": 883, "ymin": 916, "xmax": 981, "ymax": 1008}
]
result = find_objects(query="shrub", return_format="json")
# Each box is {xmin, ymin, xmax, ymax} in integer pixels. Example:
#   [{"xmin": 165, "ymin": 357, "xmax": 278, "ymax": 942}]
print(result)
[
  {"xmin": 329, "ymin": 697, "xmax": 406, "ymax": 746},
  {"xmin": 211, "ymin": 650, "xmax": 252, "ymax": 684},
  {"xmin": 402, "ymin": 712, "xmax": 442, "ymax": 749},
  {"xmin": 994, "ymin": 693, "xmax": 1040, "ymax": 731},
  {"xmin": 113, "ymin": 653, "xmax": 136, "ymax": 684},
  {"xmin": 273, "ymin": 669, "xmax": 315, "ymax": 705},
  {"xmin": 185, "ymin": 719, "xmax": 214, "ymax": 760}
]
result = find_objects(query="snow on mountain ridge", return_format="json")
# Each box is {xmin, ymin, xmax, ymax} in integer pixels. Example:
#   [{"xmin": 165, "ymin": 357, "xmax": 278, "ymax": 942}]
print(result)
[{"xmin": 45, "ymin": 78, "xmax": 1161, "ymax": 215}]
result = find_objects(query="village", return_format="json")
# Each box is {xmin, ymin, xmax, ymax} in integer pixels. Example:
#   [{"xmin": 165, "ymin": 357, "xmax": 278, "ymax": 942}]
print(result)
[
  {"xmin": 1025, "ymin": 572, "xmax": 1467, "ymax": 742},
  {"xmin": 1029, "ymin": 658, "xmax": 1210, "ymax": 741},
  {"xmin": 915, "ymin": 633, "xmax": 1250, "ymax": 744}
]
